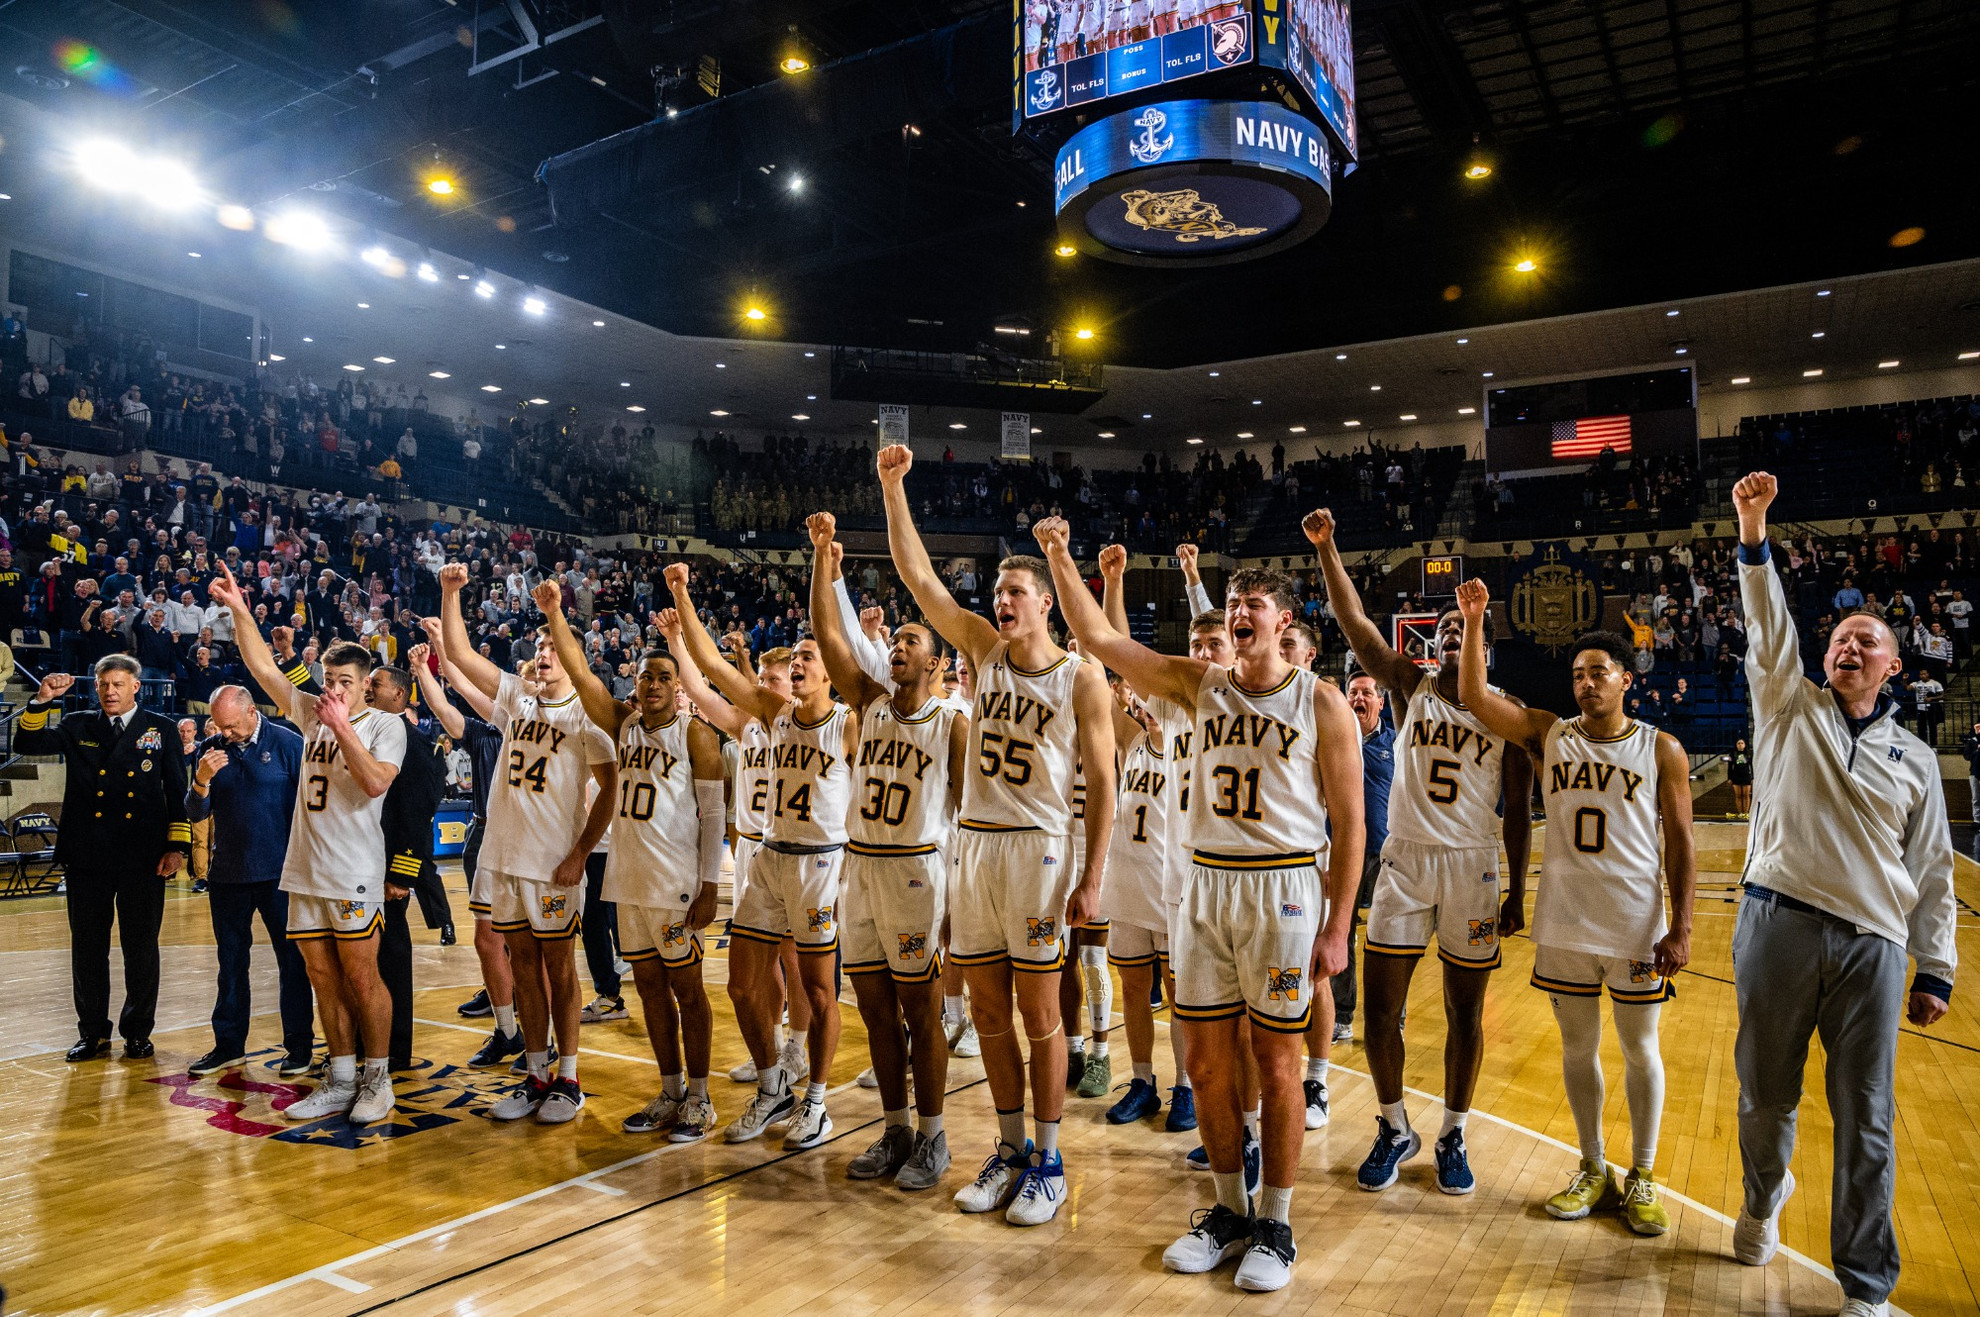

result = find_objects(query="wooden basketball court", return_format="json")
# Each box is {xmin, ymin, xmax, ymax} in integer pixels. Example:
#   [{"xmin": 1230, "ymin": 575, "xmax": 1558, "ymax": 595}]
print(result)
[{"xmin": 3, "ymin": 822, "xmax": 1976, "ymax": 1316}]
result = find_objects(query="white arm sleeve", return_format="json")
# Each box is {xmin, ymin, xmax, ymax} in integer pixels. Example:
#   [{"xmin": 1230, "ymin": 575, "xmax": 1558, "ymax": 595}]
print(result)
[
  {"xmin": 834, "ymin": 576, "xmax": 895, "ymax": 691},
  {"xmin": 1738, "ymin": 550, "xmax": 1805, "ymax": 720},
  {"xmin": 1185, "ymin": 580, "xmax": 1214, "ymax": 617},
  {"xmin": 695, "ymin": 778, "xmax": 726, "ymax": 891}
]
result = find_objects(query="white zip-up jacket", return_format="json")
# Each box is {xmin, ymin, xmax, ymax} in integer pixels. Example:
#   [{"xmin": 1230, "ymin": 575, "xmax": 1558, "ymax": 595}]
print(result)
[{"xmin": 1740, "ymin": 545, "xmax": 1956, "ymax": 989}]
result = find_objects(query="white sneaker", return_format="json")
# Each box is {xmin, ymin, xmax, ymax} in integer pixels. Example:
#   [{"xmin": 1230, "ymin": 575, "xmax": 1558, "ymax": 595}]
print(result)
[
  {"xmin": 489, "ymin": 1076, "xmax": 550, "ymax": 1122},
  {"xmin": 724, "ymin": 1086, "xmax": 796, "ymax": 1142},
  {"xmin": 777, "ymin": 1035, "xmax": 808, "ymax": 1084},
  {"xmin": 944, "ymin": 1014, "xmax": 967, "ymax": 1048},
  {"xmin": 1162, "ymin": 1205, "xmax": 1254, "ymax": 1273},
  {"xmin": 1303, "ymin": 1079, "xmax": 1330, "ymax": 1129},
  {"xmin": 1234, "ymin": 1219, "xmax": 1298, "ymax": 1292},
  {"xmin": 535, "ymin": 1077, "xmax": 585, "ymax": 1124},
  {"xmin": 669, "ymin": 1095, "xmax": 717, "ymax": 1143},
  {"xmin": 1733, "ymin": 1170, "xmax": 1795, "ymax": 1266},
  {"xmin": 856, "ymin": 1066, "xmax": 879, "ymax": 1089},
  {"xmin": 282, "ymin": 1080, "xmax": 356, "ymax": 1123},
  {"xmin": 349, "ymin": 1070, "xmax": 395, "ymax": 1124},
  {"xmin": 1004, "ymin": 1155, "xmax": 1067, "ymax": 1226},
  {"xmin": 1838, "ymin": 1301, "xmax": 1889, "ymax": 1317},
  {"xmin": 623, "ymin": 1091, "xmax": 683, "ymax": 1134},
  {"xmin": 954, "ymin": 1142, "xmax": 1028, "ymax": 1214},
  {"xmin": 952, "ymin": 1019, "xmax": 980, "ymax": 1058},
  {"xmin": 579, "ymin": 995, "xmax": 628, "ymax": 1023},
  {"xmin": 782, "ymin": 1098, "xmax": 833, "ymax": 1151},
  {"xmin": 728, "ymin": 1058, "xmax": 759, "ymax": 1083}
]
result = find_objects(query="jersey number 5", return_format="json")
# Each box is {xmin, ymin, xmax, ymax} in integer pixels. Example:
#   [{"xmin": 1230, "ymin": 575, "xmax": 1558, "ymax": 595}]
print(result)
[{"xmin": 1426, "ymin": 758, "xmax": 1461, "ymax": 804}]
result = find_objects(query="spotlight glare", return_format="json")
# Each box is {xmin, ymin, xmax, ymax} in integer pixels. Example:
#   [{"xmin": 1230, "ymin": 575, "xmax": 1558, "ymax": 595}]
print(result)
[
  {"xmin": 593, "ymin": 320, "xmax": 604, "ymax": 327},
  {"xmin": 429, "ymin": 371, "xmax": 450, "ymax": 378},
  {"xmin": 627, "ymin": 405, "xmax": 647, "ymax": 413},
  {"xmin": 1097, "ymin": 431, "xmax": 1116, "ymax": 438},
  {"xmin": 1055, "ymin": 244, "xmax": 1077, "ymax": 258},
  {"xmin": 481, "ymin": 384, "xmax": 502, "ymax": 392},
  {"xmin": 779, "ymin": 55, "xmax": 810, "ymax": 74},
  {"xmin": 1186, "ymin": 437, "xmax": 1204, "ymax": 445},
  {"xmin": 1730, "ymin": 376, "xmax": 1751, "ymax": 384},
  {"xmin": 710, "ymin": 409, "xmax": 730, "ymax": 417},
  {"xmin": 528, "ymin": 398, "xmax": 549, "ymax": 405},
  {"xmin": 1343, "ymin": 420, "xmax": 1362, "ymax": 427},
  {"xmin": 1959, "ymin": 352, "xmax": 1980, "ymax": 360},
  {"xmin": 1513, "ymin": 257, "xmax": 1537, "ymax": 273},
  {"xmin": 266, "ymin": 209, "xmax": 334, "ymax": 253},
  {"xmin": 342, "ymin": 363, "xmax": 364, "ymax": 372},
  {"xmin": 1878, "ymin": 360, "xmax": 1900, "ymax": 368},
  {"xmin": 1400, "ymin": 414, "xmax": 1417, "ymax": 421},
  {"xmin": 949, "ymin": 423, "xmax": 967, "ymax": 430},
  {"xmin": 216, "ymin": 203, "xmax": 255, "ymax": 231},
  {"xmin": 1074, "ymin": 328, "xmax": 1094, "ymax": 340},
  {"xmin": 744, "ymin": 306, "xmax": 767, "ymax": 321},
  {"xmin": 266, "ymin": 353, "xmax": 285, "ymax": 362},
  {"xmin": 1802, "ymin": 369, "xmax": 1823, "ymax": 377},
  {"xmin": 372, "ymin": 356, "xmax": 395, "ymax": 364},
  {"xmin": 1464, "ymin": 162, "xmax": 1492, "ymax": 180},
  {"xmin": 1457, "ymin": 407, "xmax": 1476, "ymax": 415},
  {"xmin": 427, "ymin": 177, "xmax": 455, "ymax": 195},
  {"xmin": 417, "ymin": 262, "xmax": 439, "ymax": 282},
  {"xmin": 474, "ymin": 280, "xmax": 495, "ymax": 299},
  {"xmin": 523, "ymin": 296, "xmax": 547, "ymax": 316},
  {"xmin": 792, "ymin": 413, "xmax": 810, "ymax": 421}
]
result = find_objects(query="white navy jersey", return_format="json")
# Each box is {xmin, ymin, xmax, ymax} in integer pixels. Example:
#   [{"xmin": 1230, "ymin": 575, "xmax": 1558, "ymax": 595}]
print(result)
[
  {"xmin": 1107, "ymin": 728, "xmax": 1170, "ymax": 910},
  {"xmin": 482, "ymin": 671, "xmax": 614, "ymax": 876},
  {"xmin": 1387, "ymin": 670, "xmax": 1507, "ymax": 850},
  {"xmin": 849, "ymin": 695, "xmax": 958, "ymax": 852},
  {"xmin": 766, "ymin": 702, "xmax": 852, "ymax": 847},
  {"xmin": 1187, "ymin": 664, "xmax": 1326, "ymax": 864},
  {"xmin": 734, "ymin": 718, "xmax": 772, "ymax": 840},
  {"xmin": 605, "ymin": 713, "xmax": 702, "ymax": 909},
  {"xmin": 961, "ymin": 642, "xmax": 1085, "ymax": 835},
  {"xmin": 1532, "ymin": 717, "xmax": 1667, "ymax": 959},
  {"xmin": 1148, "ymin": 695, "xmax": 1194, "ymax": 905},
  {"xmin": 281, "ymin": 689, "xmax": 407, "ymax": 901}
]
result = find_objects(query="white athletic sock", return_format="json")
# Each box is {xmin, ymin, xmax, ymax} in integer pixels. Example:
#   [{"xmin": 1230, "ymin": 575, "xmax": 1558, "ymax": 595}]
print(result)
[
  {"xmin": 1243, "ymin": 1106, "xmax": 1261, "ymax": 1139},
  {"xmin": 1068, "ymin": 1034, "xmax": 1085, "ymax": 1055},
  {"xmin": 1081, "ymin": 943, "xmax": 1111, "ymax": 1037},
  {"xmin": 557, "ymin": 1053, "xmax": 578, "ymax": 1082},
  {"xmin": 997, "ymin": 1108, "xmax": 1028, "ymax": 1154},
  {"xmin": 1257, "ymin": 1184, "xmax": 1294, "ymax": 1225},
  {"xmin": 805, "ymin": 1079, "xmax": 827, "ymax": 1105},
  {"xmin": 662, "ymin": 1071, "xmax": 686, "ymax": 1100},
  {"xmin": 1212, "ymin": 1170, "xmax": 1249, "ymax": 1216},
  {"xmin": 918, "ymin": 1112, "xmax": 944, "ymax": 1138},
  {"xmin": 1034, "ymin": 1118, "xmax": 1060, "ymax": 1157},
  {"xmin": 1551, "ymin": 992, "xmax": 1607, "ymax": 1164},
  {"xmin": 761, "ymin": 1065, "xmax": 791, "ymax": 1098},
  {"xmin": 361, "ymin": 1057, "xmax": 387, "ymax": 1082},
  {"xmin": 1440, "ymin": 1108, "xmax": 1468, "ymax": 1139},
  {"xmin": 1306, "ymin": 1057, "xmax": 1329, "ymax": 1083},
  {"xmin": 1133, "ymin": 1061, "xmax": 1156, "ymax": 1084},
  {"xmin": 330, "ymin": 1055, "xmax": 357, "ymax": 1085},
  {"xmin": 1616, "ymin": 1001, "xmax": 1666, "ymax": 1172},
  {"xmin": 944, "ymin": 994, "xmax": 965, "ymax": 1024},
  {"xmin": 688, "ymin": 1075, "xmax": 709, "ymax": 1100},
  {"xmin": 1169, "ymin": 1024, "xmax": 1189, "ymax": 1090},
  {"xmin": 1091, "ymin": 1038, "xmax": 1109, "ymax": 1058},
  {"xmin": 525, "ymin": 1050, "xmax": 549, "ymax": 1081},
  {"xmin": 885, "ymin": 1106, "xmax": 910, "ymax": 1128},
  {"xmin": 493, "ymin": 1004, "xmax": 517, "ymax": 1036},
  {"xmin": 1380, "ymin": 1099, "xmax": 1410, "ymax": 1133}
]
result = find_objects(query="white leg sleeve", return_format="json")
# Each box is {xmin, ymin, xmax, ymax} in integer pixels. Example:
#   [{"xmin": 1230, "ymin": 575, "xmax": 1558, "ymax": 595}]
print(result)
[
  {"xmin": 1081, "ymin": 942, "xmax": 1111, "ymax": 1036},
  {"xmin": 1550, "ymin": 992, "xmax": 1607, "ymax": 1164},
  {"xmin": 1612, "ymin": 1000, "xmax": 1665, "ymax": 1172}
]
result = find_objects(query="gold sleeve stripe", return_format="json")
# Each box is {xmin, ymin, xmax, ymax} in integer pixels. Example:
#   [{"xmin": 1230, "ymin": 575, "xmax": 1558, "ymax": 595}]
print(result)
[
  {"xmin": 283, "ymin": 663, "xmax": 311, "ymax": 687},
  {"xmin": 167, "ymin": 823, "xmax": 192, "ymax": 841},
  {"xmin": 19, "ymin": 711, "xmax": 48, "ymax": 730},
  {"xmin": 389, "ymin": 856, "xmax": 423, "ymax": 874}
]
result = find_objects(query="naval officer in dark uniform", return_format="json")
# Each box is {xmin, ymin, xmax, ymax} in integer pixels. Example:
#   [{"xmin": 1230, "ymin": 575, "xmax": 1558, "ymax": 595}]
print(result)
[{"xmin": 19, "ymin": 654, "xmax": 193, "ymax": 1060}]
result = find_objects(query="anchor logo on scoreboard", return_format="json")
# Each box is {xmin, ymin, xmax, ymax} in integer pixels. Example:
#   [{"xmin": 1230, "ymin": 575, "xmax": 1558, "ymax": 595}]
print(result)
[
  {"xmin": 1119, "ymin": 188, "xmax": 1268, "ymax": 244},
  {"xmin": 1029, "ymin": 68, "xmax": 1063, "ymax": 114},
  {"xmin": 1127, "ymin": 106, "xmax": 1175, "ymax": 164}
]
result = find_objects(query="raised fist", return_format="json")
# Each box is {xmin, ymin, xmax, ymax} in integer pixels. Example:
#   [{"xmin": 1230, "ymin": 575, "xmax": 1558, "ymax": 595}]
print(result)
[
  {"xmin": 654, "ymin": 608, "xmax": 683, "ymax": 640},
  {"xmin": 1301, "ymin": 509, "xmax": 1336, "ymax": 548},
  {"xmin": 531, "ymin": 579, "xmax": 563, "ymax": 615},
  {"xmin": 1733, "ymin": 472, "xmax": 1778, "ymax": 517},
  {"xmin": 1031, "ymin": 516, "xmax": 1071, "ymax": 555},
  {"xmin": 1456, "ymin": 578, "xmax": 1489, "ymax": 623},
  {"xmin": 439, "ymin": 562, "xmax": 469, "ymax": 593},
  {"xmin": 876, "ymin": 444, "xmax": 913, "ymax": 484},
  {"xmin": 663, "ymin": 563, "xmax": 691, "ymax": 594},
  {"xmin": 1098, "ymin": 543, "xmax": 1127, "ymax": 581},
  {"xmin": 806, "ymin": 511, "xmax": 836, "ymax": 549},
  {"xmin": 34, "ymin": 671, "xmax": 75, "ymax": 704},
  {"xmin": 1175, "ymin": 542, "xmax": 1199, "ymax": 579}
]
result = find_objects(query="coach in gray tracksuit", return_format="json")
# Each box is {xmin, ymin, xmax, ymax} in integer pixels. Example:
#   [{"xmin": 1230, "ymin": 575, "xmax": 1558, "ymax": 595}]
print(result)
[{"xmin": 1731, "ymin": 472, "xmax": 1955, "ymax": 1315}]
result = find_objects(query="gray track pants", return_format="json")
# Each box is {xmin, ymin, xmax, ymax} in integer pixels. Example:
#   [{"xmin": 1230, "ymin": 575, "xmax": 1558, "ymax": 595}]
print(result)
[{"xmin": 1733, "ymin": 890, "xmax": 1907, "ymax": 1304}]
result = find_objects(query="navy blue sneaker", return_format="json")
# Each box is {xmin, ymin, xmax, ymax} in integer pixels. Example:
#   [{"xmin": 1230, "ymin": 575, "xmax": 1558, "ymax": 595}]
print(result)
[
  {"xmin": 1105, "ymin": 1077, "xmax": 1162, "ymax": 1125},
  {"xmin": 1150, "ymin": 978, "xmax": 1164, "ymax": 1008},
  {"xmin": 1165, "ymin": 1084, "xmax": 1197, "ymax": 1132},
  {"xmin": 1185, "ymin": 1143, "xmax": 1210, "ymax": 1171},
  {"xmin": 1434, "ymin": 1130, "xmax": 1475, "ymax": 1195},
  {"xmin": 1241, "ymin": 1126, "xmax": 1261, "ymax": 1201},
  {"xmin": 1357, "ymin": 1117, "xmax": 1421, "ymax": 1191},
  {"xmin": 470, "ymin": 1028, "xmax": 523, "ymax": 1068}
]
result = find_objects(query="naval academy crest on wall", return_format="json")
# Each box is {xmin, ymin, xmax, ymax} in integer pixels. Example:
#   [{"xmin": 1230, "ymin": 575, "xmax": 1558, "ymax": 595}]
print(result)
[{"xmin": 1510, "ymin": 546, "xmax": 1597, "ymax": 653}]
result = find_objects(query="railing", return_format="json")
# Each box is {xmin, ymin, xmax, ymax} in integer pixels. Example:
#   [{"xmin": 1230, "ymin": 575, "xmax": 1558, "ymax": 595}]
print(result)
[{"xmin": 830, "ymin": 345, "xmax": 1103, "ymax": 392}]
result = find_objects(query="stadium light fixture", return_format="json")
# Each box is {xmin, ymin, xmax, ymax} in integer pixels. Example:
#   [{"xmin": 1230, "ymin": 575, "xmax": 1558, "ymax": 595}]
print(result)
[
  {"xmin": 1802, "ymin": 369, "xmax": 1823, "ymax": 377},
  {"xmin": 1056, "ymin": 244, "xmax": 1076, "ymax": 258},
  {"xmin": 474, "ymin": 280, "xmax": 495, "ymax": 299},
  {"xmin": 710, "ymin": 409, "xmax": 730, "ymax": 417},
  {"xmin": 417, "ymin": 262, "xmax": 439, "ymax": 282},
  {"xmin": 1186, "ymin": 437, "xmax": 1204, "ymax": 445},
  {"xmin": 429, "ymin": 370, "xmax": 450, "ymax": 378},
  {"xmin": 265, "ymin": 209, "xmax": 334, "ymax": 253},
  {"xmin": 481, "ymin": 384, "xmax": 502, "ymax": 392},
  {"xmin": 1729, "ymin": 376, "xmax": 1751, "ymax": 384},
  {"xmin": 523, "ymin": 296, "xmax": 547, "ymax": 316},
  {"xmin": 780, "ymin": 55, "xmax": 810, "ymax": 74},
  {"xmin": 216, "ymin": 204, "xmax": 254, "ymax": 230},
  {"xmin": 427, "ymin": 177, "xmax": 455, "ymax": 195},
  {"xmin": 1878, "ymin": 361, "xmax": 1900, "ymax": 368},
  {"xmin": 1458, "ymin": 407, "xmax": 1476, "ymax": 415},
  {"xmin": 1513, "ymin": 257, "xmax": 1537, "ymax": 273},
  {"xmin": 372, "ymin": 356, "xmax": 395, "ymax": 364}
]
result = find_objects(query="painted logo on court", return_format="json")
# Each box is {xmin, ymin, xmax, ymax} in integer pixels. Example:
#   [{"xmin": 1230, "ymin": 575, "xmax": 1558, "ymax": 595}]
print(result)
[{"xmin": 146, "ymin": 1050, "xmax": 570, "ymax": 1149}]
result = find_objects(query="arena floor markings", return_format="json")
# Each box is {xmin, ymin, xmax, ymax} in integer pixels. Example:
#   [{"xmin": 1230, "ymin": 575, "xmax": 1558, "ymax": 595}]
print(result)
[{"xmin": 1, "ymin": 830, "xmax": 1975, "ymax": 1315}]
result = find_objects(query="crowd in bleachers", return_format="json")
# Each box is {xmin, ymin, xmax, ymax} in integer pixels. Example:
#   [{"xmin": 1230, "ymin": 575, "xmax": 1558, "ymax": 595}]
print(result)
[{"xmin": 1740, "ymin": 394, "xmax": 1980, "ymax": 522}]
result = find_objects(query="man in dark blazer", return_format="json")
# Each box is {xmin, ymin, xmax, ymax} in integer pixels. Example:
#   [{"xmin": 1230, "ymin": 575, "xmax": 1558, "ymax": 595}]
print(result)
[{"xmin": 18, "ymin": 654, "xmax": 192, "ymax": 1060}]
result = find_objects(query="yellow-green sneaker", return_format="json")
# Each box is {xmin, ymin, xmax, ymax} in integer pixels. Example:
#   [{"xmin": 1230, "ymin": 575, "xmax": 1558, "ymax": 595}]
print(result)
[
  {"xmin": 1076, "ymin": 1049, "xmax": 1112, "ymax": 1099},
  {"xmin": 1545, "ymin": 1157, "xmax": 1621, "ymax": 1220},
  {"xmin": 1622, "ymin": 1169, "xmax": 1669, "ymax": 1236}
]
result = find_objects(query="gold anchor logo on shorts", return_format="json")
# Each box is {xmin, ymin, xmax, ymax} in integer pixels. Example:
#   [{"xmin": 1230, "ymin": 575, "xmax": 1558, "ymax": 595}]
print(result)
[
  {"xmin": 897, "ymin": 931, "xmax": 928, "ymax": 959},
  {"xmin": 1265, "ymin": 967, "xmax": 1303, "ymax": 1002}
]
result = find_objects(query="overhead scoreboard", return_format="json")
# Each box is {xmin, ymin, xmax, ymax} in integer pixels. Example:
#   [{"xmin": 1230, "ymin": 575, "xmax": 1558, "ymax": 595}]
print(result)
[
  {"xmin": 1420, "ymin": 553, "xmax": 1462, "ymax": 595},
  {"xmin": 1018, "ymin": 1, "xmax": 1358, "ymax": 265}
]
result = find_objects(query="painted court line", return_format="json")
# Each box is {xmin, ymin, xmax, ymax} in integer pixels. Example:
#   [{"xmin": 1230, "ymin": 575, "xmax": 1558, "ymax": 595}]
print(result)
[{"xmin": 188, "ymin": 1075, "xmax": 868, "ymax": 1315}]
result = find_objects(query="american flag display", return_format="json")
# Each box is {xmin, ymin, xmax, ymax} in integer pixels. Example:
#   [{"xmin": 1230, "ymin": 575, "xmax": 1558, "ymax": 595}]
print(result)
[{"xmin": 1549, "ymin": 414, "xmax": 1632, "ymax": 459}]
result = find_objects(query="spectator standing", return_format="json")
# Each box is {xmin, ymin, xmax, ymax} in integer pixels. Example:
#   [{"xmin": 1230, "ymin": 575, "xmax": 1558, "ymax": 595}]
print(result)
[
  {"xmin": 1964, "ymin": 723, "xmax": 1980, "ymax": 828},
  {"xmin": 1329, "ymin": 671, "xmax": 1394, "ymax": 1041},
  {"xmin": 183, "ymin": 686, "xmax": 314, "ymax": 1076}
]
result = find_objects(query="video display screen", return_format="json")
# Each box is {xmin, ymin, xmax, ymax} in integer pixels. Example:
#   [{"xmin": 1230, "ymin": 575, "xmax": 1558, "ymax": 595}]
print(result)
[
  {"xmin": 1282, "ymin": 1, "xmax": 1357, "ymax": 158},
  {"xmin": 1018, "ymin": 2, "xmax": 1255, "ymax": 119}
]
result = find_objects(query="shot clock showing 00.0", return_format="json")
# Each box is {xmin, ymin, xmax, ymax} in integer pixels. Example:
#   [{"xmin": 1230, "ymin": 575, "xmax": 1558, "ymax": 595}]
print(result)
[{"xmin": 1421, "ymin": 554, "xmax": 1462, "ymax": 594}]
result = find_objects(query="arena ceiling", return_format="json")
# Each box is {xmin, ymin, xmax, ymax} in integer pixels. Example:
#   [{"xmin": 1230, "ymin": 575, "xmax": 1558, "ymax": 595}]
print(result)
[{"xmin": 0, "ymin": 0, "xmax": 1974, "ymax": 374}]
